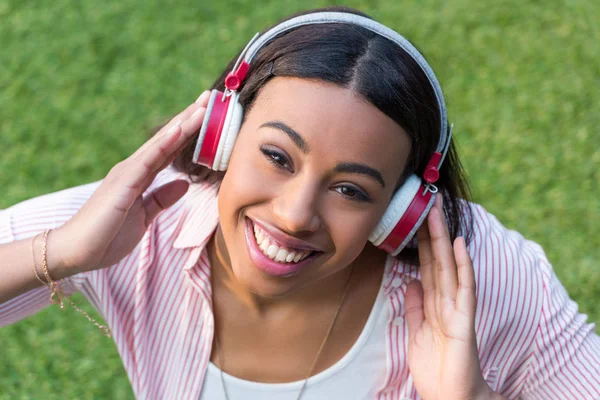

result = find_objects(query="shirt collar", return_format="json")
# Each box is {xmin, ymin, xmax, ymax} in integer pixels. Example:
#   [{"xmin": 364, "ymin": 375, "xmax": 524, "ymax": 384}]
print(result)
[{"xmin": 172, "ymin": 178, "xmax": 221, "ymax": 256}]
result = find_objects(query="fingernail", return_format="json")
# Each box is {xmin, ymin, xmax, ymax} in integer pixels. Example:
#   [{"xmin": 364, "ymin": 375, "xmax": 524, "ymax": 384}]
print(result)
[
  {"xmin": 167, "ymin": 120, "xmax": 182, "ymax": 135},
  {"xmin": 195, "ymin": 90, "xmax": 210, "ymax": 103}
]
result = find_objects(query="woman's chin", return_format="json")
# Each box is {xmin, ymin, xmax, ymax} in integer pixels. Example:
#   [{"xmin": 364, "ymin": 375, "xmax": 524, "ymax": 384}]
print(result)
[{"xmin": 230, "ymin": 263, "xmax": 303, "ymax": 299}]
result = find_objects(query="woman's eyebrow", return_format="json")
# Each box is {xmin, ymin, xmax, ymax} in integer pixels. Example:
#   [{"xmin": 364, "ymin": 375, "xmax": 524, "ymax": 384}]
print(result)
[
  {"xmin": 335, "ymin": 163, "xmax": 386, "ymax": 188},
  {"xmin": 260, "ymin": 120, "xmax": 386, "ymax": 188},
  {"xmin": 260, "ymin": 121, "xmax": 310, "ymax": 153}
]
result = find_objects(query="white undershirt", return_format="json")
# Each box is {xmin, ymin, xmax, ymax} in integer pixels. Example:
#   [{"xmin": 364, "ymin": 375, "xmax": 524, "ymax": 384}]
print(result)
[{"xmin": 199, "ymin": 257, "xmax": 391, "ymax": 400}]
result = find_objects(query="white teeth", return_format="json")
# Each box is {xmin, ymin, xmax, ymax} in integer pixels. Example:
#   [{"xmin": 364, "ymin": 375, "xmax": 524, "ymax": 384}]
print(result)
[
  {"xmin": 275, "ymin": 249, "xmax": 288, "ymax": 262},
  {"xmin": 259, "ymin": 238, "xmax": 269, "ymax": 252},
  {"xmin": 266, "ymin": 245, "xmax": 279, "ymax": 259},
  {"xmin": 252, "ymin": 222, "xmax": 314, "ymax": 264}
]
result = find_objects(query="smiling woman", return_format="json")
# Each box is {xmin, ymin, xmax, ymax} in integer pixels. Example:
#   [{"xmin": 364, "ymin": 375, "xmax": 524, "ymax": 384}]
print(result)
[{"xmin": 1, "ymin": 5, "xmax": 599, "ymax": 400}]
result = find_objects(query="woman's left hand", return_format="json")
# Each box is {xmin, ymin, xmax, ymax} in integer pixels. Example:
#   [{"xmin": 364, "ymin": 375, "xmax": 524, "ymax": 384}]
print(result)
[{"xmin": 404, "ymin": 195, "xmax": 498, "ymax": 400}]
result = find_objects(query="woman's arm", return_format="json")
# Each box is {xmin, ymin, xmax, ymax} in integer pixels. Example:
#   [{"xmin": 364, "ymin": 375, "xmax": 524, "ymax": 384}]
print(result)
[
  {"xmin": 0, "ymin": 225, "xmax": 74, "ymax": 304},
  {"xmin": 0, "ymin": 181, "xmax": 102, "ymax": 325},
  {"xmin": 1, "ymin": 92, "xmax": 210, "ymax": 323}
]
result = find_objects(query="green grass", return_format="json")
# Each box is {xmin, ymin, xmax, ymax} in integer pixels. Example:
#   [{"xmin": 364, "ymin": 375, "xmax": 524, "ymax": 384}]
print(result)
[{"xmin": 1, "ymin": 0, "xmax": 598, "ymax": 398}]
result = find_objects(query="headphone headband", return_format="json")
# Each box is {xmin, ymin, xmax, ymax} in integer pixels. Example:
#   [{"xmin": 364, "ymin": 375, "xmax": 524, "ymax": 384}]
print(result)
[{"xmin": 226, "ymin": 11, "xmax": 451, "ymax": 162}]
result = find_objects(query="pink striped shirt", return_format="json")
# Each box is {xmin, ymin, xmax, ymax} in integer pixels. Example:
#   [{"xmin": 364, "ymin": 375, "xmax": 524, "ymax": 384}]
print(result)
[{"xmin": 2, "ymin": 166, "xmax": 599, "ymax": 399}]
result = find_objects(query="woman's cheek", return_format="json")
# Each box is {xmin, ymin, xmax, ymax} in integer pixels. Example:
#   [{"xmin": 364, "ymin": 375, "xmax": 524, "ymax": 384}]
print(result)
[
  {"xmin": 329, "ymin": 211, "xmax": 376, "ymax": 257},
  {"xmin": 225, "ymin": 154, "xmax": 273, "ymax": 203}
]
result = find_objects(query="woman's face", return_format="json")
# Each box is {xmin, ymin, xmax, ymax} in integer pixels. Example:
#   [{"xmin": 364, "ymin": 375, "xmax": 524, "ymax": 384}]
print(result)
[{"xmin": 216, "ymin": 77, "xmax": 411, "ymax": 297}]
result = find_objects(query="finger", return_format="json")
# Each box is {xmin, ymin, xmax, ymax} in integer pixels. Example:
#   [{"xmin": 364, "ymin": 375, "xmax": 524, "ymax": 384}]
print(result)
[
  {"xmin": 177, "ymin": 102, "xmax": 208, "ymax": 145},
  {"xmin": 130, "ymin": 120, "xmax": 182, "ymax": 190},
  {"xmin": 152, "ymin": 91, "xmax": 210, "ymax": 172},
  {"xmin": 405, "ymin": 279, "xmax": 425, "ymax": 344},
  {"xmin": 453, "ymin": 236, "xmax": 477, "ymax": 320},
  {"xmin": 134, "ymin": 89, "xmax": 209, "ymax": 158},
  {"xmin": 143, "ymin": 179, "xmax": 190, "ymax": 226},
  {"xmin": 428, "ymin": 195, "xmax": 459, "ymax": 303},
  {"xmin": 416, "ymin": 219, "xmax": 439, "ymax": 325},
  {"xmin": 134, "ymin": 102, "xmax": 209, "ymax": 196},
  {"xmin": 155, "ymin": 138, "xmax": 190, "ymax": 176},
  {"xmin": 152, "ymin": 104, "xmax": 207, "ymax": 174},
  {"xmin": 195, "ymin": 90, "xmax": 211, "ymax": 106},
  {"xmin": 133, "ymin": 100, "xmax": 201, "ymax": 158},
  {"xmin": 155, "ymin": 103, "xmax": 208, "ymax": 173},
  {"xmin": 417, "ymin": 221, "xmax": 434, "ymax": 291},
  {"xmin": 129, "ymin": 103, "xmax": 207, "ymax": 193}
]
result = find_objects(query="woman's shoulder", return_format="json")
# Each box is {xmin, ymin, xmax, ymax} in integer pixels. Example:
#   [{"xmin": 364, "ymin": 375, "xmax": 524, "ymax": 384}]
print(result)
[
  {"xmin": 465, "ymin": 200, "xmax": 550, "ymax": 276},
  {"xmin": 463, "ymin": 200, "xmax": 548, "ymax": 329}
]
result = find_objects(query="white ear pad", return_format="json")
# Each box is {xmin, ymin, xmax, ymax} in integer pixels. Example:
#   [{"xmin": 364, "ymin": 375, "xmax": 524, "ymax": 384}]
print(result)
[
  {"xmin": 369, "ymin": 174, "xmax": 422, "ymax": 246},
  {"xmin": 192, "ymin": 90, "xmax": 219, "ymax": 165},
  {"xmin": 212, "ymin": 92, "xmax": 244, "ymax": 171}
]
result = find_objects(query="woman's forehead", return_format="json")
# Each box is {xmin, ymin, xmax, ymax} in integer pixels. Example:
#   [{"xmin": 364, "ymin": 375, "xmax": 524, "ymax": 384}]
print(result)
[{"xmin": 246, "ymin": 77, "xmax": 411, "ymax": 175}]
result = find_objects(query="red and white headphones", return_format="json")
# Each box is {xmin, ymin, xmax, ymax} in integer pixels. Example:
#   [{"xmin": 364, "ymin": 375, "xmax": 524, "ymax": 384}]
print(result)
[{"xmin": 192, "ymin": 12, "xmax": 454, "ymax": 256}]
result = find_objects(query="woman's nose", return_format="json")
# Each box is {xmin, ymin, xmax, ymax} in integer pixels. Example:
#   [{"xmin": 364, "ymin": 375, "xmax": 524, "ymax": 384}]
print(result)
[{"xmin": 272, "ymin": 179, "xmax": 321, "ymax": 233}]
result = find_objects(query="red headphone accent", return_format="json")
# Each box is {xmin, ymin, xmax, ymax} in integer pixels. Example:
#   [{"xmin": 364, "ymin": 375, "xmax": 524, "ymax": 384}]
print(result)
[
  {"xmin": 423, "ymin": 151, "xmax": 442, "ymax": 183},
  {"xmin": 377, "ymin": 186, "xmax": 434, "ymax": 253},
  {"xmin": 224, "ymin": 61, "xmax": 251, "ymax": 91},
  {"xmin": 196, "ymin": 93, "xmax": 231, "ymax": 167}
]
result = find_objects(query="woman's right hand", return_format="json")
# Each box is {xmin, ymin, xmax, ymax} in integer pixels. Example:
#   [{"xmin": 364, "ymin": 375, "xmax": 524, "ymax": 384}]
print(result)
[{"xmin": 49, "ymin": 91, "xmax": 212, "ymax": 277}]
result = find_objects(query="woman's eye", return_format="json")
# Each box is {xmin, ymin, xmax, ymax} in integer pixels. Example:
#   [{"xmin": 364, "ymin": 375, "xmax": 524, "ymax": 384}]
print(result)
[
  {"xmin": 260, "ymin": 147, "xmax": 293, "ymax": 172},
  {"xmin": 333, "ymin": 186, "xmax": 371, "ymax": 202}
]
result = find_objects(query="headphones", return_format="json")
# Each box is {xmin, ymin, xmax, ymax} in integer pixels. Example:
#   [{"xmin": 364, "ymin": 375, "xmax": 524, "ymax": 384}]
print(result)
[{"xmin": 192, "ymin": 11, "xmax": 454, "ymax": 256}]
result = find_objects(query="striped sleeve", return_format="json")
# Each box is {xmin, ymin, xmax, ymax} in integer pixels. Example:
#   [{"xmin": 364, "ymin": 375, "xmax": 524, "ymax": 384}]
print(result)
[
  {"xmin": 0, "ymin": 181, "xmax": 101, "ymax": 326},
  {"xmin": 520, "ymin": 245, "xmax": 600, "ymax": 399}
]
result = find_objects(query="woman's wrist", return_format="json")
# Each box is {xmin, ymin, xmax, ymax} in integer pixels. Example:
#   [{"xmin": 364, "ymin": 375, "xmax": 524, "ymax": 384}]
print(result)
[{"xmin": 45, "ymin": 227, "xmax": 79, "ymax": 280}]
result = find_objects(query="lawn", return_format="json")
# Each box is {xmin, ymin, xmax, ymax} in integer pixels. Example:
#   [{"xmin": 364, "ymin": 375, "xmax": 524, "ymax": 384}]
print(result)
[{"xmin": 0, "ymin": 0, "xmax": 598, "ymax": 398}]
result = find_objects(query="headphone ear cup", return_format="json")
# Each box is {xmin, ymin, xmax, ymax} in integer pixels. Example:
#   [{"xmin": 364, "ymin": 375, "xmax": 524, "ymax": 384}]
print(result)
[
  {"xmin": 212, "ymin": 92, "xmax": 243, "ymax": 171},
  {"xmin": 192, "ymin": 90, "xmax": 223, "ymax": 168},
  {"xmin": 369, "ymin": 174, "xmax": 436, "ymax": 256}
]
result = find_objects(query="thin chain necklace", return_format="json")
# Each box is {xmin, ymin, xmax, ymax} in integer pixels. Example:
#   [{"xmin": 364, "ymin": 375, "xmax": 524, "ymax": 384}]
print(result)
[{"xmin": 213, "ymin": 265, "xmax": 356, "ymax": 400}]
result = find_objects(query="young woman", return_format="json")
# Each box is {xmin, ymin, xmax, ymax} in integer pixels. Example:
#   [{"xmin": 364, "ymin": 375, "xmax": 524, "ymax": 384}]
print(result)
[{"xmin": 1, "ymin": 7, "xmax": 599, "ymax": 400}]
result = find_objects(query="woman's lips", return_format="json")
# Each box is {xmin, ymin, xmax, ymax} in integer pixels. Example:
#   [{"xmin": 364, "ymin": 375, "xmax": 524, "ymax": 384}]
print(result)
[
  {"xmin": 244, "ymin": 218, "xmax": 319, "ymax": 278},
  {"xmin": 251, "ymin": 218, "xmax": 323, "ymax": 252}
]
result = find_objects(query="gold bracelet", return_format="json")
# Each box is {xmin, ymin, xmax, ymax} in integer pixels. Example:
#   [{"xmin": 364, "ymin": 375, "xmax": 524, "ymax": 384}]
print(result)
[
  {"xmin": 40, "ymin": 229, "xmax": 111, "ymax": 338},
  {"xmin": 31, "ymin": 233, "xmax": 48, "ymax": 285},
  {"xmin": 41, "ymin": 229, "xmax": 64, "ymax": 308}
]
